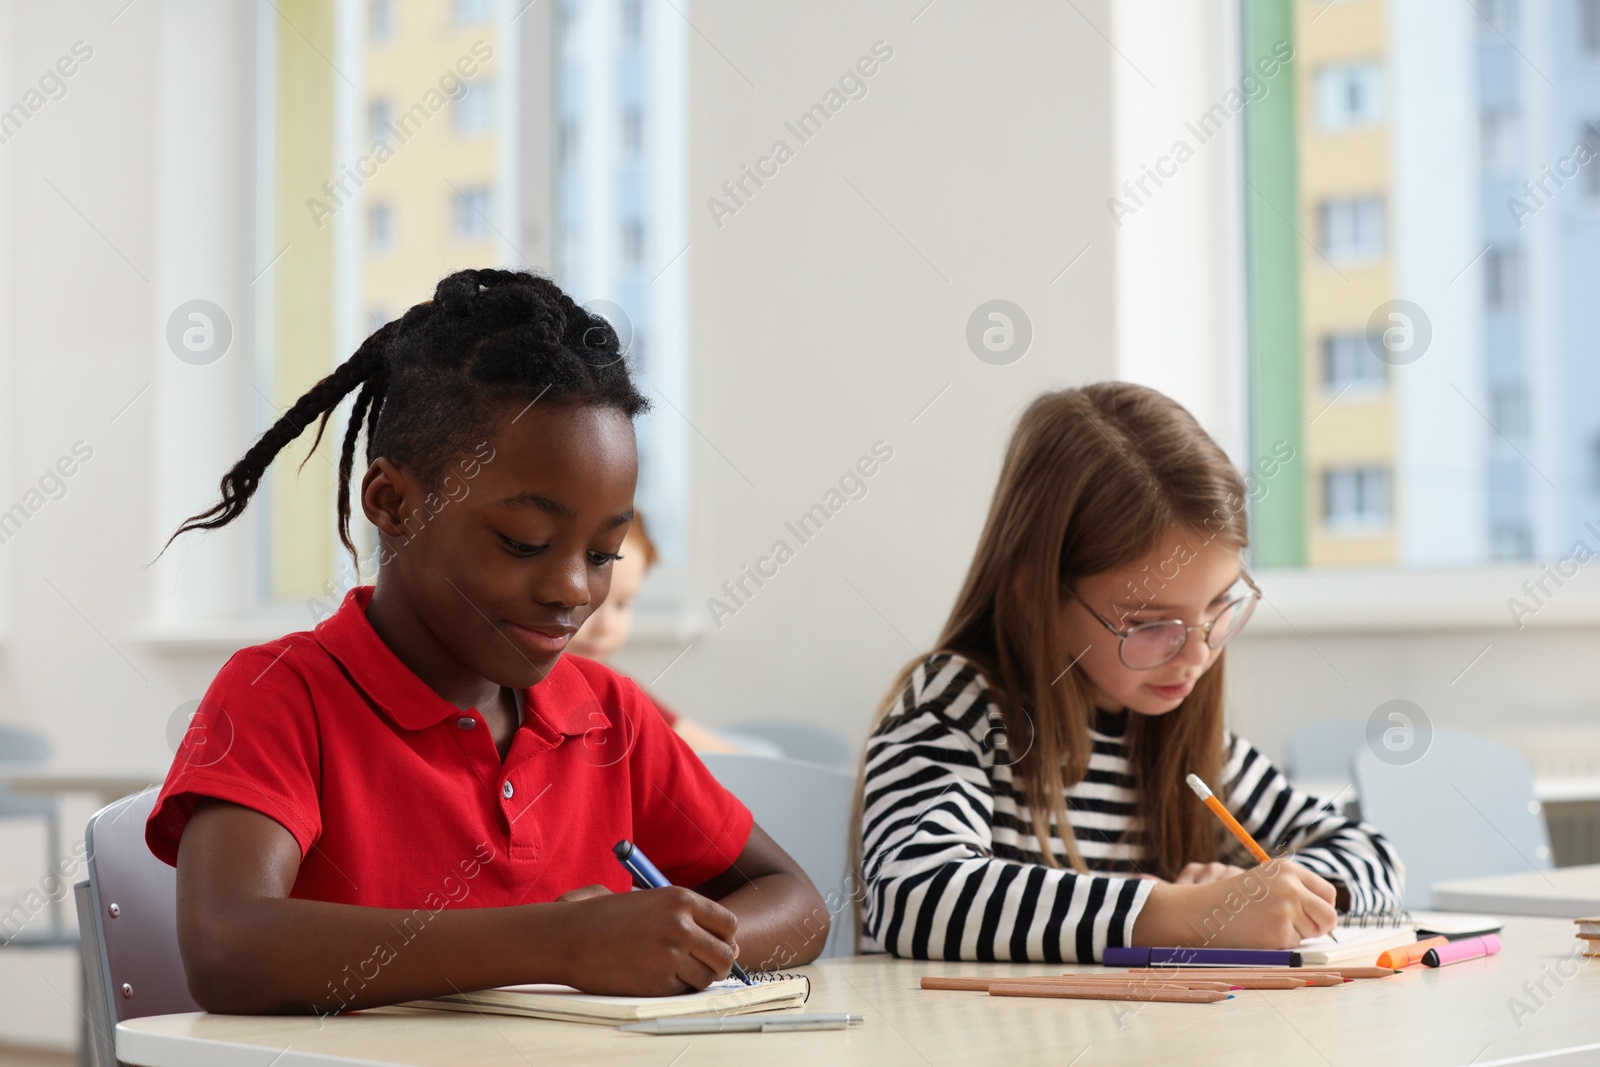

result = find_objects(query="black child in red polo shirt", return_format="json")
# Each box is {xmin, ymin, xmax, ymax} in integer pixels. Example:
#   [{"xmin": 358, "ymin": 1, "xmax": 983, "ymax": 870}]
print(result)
[{"xmin": 148, "ymin": 269, "xmax": 828, "ymax": 1016}]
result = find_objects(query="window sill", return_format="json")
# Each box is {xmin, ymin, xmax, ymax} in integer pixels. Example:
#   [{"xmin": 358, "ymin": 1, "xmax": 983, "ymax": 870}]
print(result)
[
  {"xmin": 1245, "ymin": 563, "xmax": 1600, "ymax": 634},
  {"xmin": 132, "ymin": 606, "xmax": 706, "ymax": 654}
]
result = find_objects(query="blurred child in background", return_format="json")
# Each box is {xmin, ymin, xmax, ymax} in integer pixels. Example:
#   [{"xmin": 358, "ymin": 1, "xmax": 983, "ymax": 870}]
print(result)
[{"xmin": 568, "ymin": 511, "xmax": 742, "ymax": 754}]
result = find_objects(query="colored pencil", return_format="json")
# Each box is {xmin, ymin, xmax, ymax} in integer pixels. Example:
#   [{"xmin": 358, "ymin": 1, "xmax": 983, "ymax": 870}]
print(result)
[
  {"xmin": 1186, "ymin": 773, "xmax": 1272, "ymax": 863},
  {"xmin": 988, "ymin": 980, "xmax": 1230, "ymax": 1004}
]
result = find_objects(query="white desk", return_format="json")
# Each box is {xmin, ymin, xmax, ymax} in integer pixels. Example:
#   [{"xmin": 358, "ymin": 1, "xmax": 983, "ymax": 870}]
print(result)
[
  {"xmin": 117, "ymin": 917, "xmax": 1600, "ymax": 1067},
  {"xmin": 0, "ymin": 766, "xmax": 161, "ymax": 806},
  {"xmin": 1433, "ymin": 864, "xmax": 1600, "ymax": 918},
  {"xmin": 1288, "ymin": 775, "xmax": 1600, "ymax": 806}
]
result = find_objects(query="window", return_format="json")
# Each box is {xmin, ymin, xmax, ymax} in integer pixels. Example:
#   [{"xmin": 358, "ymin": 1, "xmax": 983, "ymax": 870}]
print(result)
[
  {"xmin": 369, "ymin": 0, "xmax": 393, "ymax": 42},
  {"xmin": 454, "ymin": 81, "xmax": 494, "ymax": 135},
  {"xmin": 1484, "ymin": 245, "xmax": 1521, "ymax": 311},
  {"xmin": 1318, "ymin": 197, "xmax": 1385, "ymax": 261},
  {"xmin": 452, "ymin": 0, "xmax": 491, "ymax": 25},
  {"xmin": 1478, "ymin": 0, "xmax": 1517, "ymax": 38},
  {"xmin": 452, "ymin": 185, "xmax": 493, "ymax": 240},
  {"xmin": 1322, "ymin": 333, "xmax": 1386, "ymax": 393},
  {"xmin": 1491, "ymin": 523, "xmax": 1533, "ymax": 559},
  {"xmin": 1582, "ymin": 0, "xmax": 1600, "ymax": 55},
  {"xmin": 1314, "ymin": 62, "xmax": 1382, "ymax": 131},
  {"xmin": 621, "ymin": 0, "xmax": 643, "ymax": 45},
  {"xmin": 554, "ymin": 0, "xmax": 690, "ymax": 617},
  {"xmin": 1586, "ymin": 122, "xmax": 1600, "ymax": 198},
  {"xmin": 368, "ymin": 99, "xmax": 391, "ymax": 146},
  {"xmin": 368, "ymin": 202, "xmax": 392, "ymax": 253},
  {"xmin": 1323, "ymin": 467, "xmax": 1390, "ymax": 531},
  {"xmin": 1489, "ymin": 383, "xmax": 1529, "ymax": 440},
  {"xmin": 623, "ymin": 106, "xmax": 643, "ymax": 158},
  {"xmin": 1481, "ymin": 108, "xmax": 1521, "ymax": 175},
  {"xmin": 622, "ymin": 219, "xmax": 644, "ymax": 268}
]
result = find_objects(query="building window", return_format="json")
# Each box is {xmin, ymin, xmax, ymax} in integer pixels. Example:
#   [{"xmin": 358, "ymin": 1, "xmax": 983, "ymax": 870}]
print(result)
[
  {"xmin": 621, "ymin": 0, "xmax": 643, "ymax": 45},
  {"xmin": 453, "ymin": 0, "xmax": 492, "ymax": 25},
  {"xmin": 1478, "ymin": 0, "xmax": 1518, "ymax": 38},
  {"xmin": 1314, "ymin": 62, "xmax": 1383, "ymax": 132},
  {"xmin": 1490, "ymin": 523, "xmax": 1533, "ymax": 559},
  {"xmin": 1319, "ymin": 197, "xmax": 1385, "ymax": 262},
  {"xmin": 622, "ymin": 106, "xmax": 643, "ymax": 158},
  {"xmin": 368, "ymin": 99, "xmax": 391, "ymax": 146},
  {"xmin": 369, "ymin": 0, "xmax": 393, "ymax": 42},
  {"xmin": 368, "ymin": 202, "xmax": 392, "ymax": 253},
  {"xmin": 622, "ymin": 219, "xmax": 644, "ymax": 268},
  {"xmin": 1585, "ymin": 121, "xmax": 1600, "ymax": 197},
  {"xmin": 1484, "ymin": 245, "xmax": 1521, "ymax": 311},
  {"xmin": 452, "ymin": 185, "xmax": 493, "ymax": 240},
  {"xmin": 1322, "ymin": 333, "xmax": 1387, "ymax": 393},
  {"xmin": 454, "ymin": 81, "xmax": 494, "ymax": 135},
  {"xmin": 1489, "ymin": 383, "xmax": 1529, "ymax": 440},
  {"xmin": 1323, "ymin": 467, "xmax": 1391, "ymax": 531},
  {"xmin": 1481, "ymin": 108, "xmax": 1521, "ymax": 175},
  {"xmin": 1582, "ymin": 0, "xmax": 1600, "ymax": 55}
]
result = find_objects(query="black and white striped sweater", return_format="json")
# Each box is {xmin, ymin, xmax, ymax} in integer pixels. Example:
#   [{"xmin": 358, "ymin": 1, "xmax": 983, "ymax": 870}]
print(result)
[{"xmin": 861, "ymin": 653, "xmax": 1405, "ymax": 962}]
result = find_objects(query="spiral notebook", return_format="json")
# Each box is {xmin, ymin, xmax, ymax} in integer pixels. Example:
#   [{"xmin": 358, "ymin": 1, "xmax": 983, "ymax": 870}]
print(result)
[{"xmin": 407, "ymin": 971, "xmax": 810, "ymax": 1025}]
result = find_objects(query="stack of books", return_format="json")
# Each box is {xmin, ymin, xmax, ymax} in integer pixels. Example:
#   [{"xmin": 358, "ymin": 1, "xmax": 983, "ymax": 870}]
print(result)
[{"xmin": 1576, "ymin": 916, "xmax": 1600, "ymax": 959}]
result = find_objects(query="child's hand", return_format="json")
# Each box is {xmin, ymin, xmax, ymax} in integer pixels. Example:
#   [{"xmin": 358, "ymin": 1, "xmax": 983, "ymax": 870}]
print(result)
[
  {"xmin": 1172, "ymin": 862, "xmax": 1251, "ymax": 885},
  {"xmin": 1132, "ymin": 861, "xmax": 1337, "ymax": 949},
  {"xmin": 552, "ymin": 885, "xmax": 740, "ymax": 996}
]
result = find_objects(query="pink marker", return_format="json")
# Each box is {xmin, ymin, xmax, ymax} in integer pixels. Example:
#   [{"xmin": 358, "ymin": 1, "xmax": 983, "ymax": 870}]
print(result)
[{"xmin": 1422, "ymin": 934, "xmax": 1502, "ymax": 968}]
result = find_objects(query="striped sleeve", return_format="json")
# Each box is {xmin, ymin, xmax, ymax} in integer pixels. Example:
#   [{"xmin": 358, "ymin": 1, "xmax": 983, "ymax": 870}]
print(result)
[
  {"xmin": 1220, "ymin": 731, "xmax": 1406, "ymax": 914},
  {"xmin": 860, "ymin": 656, "xmax": 1154, "ymax": 962}
]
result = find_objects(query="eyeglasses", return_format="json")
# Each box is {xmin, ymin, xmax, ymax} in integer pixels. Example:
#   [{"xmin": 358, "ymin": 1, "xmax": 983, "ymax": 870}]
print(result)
[{"xmin": 1069, "ymin": 571, "xmax": 1262, "ymax": 670}]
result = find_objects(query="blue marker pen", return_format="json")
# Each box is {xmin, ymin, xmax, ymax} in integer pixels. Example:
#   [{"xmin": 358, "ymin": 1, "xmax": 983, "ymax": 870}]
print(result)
[{"xmin": 613, "ymin": 839, "xmax": 752, "ymax": 986}]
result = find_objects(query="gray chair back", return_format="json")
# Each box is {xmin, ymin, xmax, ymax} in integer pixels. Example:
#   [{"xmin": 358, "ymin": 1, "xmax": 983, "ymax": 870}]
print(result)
[
  {"xmin": 723, "ymin": 721, "xmax": 852, "ymax": 768},
  {"xmin": 1353, "ymin": 728, "xmax": 1552, "ymax": 910},
  {"xmin": 76, "ymin": 787, "xmax": 198, "ymax": 1067},
  {"xmin": 1284, "ymin": 718, "xmax": 1366, "ymax": 780},
  {"xmin": 698, "ymin": 753, "xmax": 855, "ymax": 959}
]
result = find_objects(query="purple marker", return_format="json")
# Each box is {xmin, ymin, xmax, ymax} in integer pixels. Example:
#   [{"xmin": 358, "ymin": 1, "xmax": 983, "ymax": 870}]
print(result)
[
  {"xmin": 1422, "ymin": 933, "xmax": 1501, "ymax": 967},
  {"xmin": 1103, "ymin": 946, "xmax": 1304, "ymax": 968}
]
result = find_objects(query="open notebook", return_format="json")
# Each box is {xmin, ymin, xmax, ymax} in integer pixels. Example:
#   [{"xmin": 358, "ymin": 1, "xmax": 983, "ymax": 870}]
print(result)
[
  {"xmin": 1295, "ymin": 924, "xmax": 1417, "ymax": 966},
  {"xmin": 405, "ymin": 972, "xmax": 810, "ymax": 1025}
]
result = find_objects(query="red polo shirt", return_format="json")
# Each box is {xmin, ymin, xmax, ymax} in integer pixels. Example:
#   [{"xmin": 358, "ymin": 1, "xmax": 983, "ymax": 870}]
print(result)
[{"xmin": 146, "ymin": 587, "xmax": 752, "ymax": 909}]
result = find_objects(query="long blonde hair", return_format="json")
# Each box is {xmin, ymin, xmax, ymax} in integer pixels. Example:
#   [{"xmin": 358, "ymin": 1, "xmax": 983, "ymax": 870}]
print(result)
[{"xmin": 852, "ymin": 383, "xmax": 1247, "ymax": 942}]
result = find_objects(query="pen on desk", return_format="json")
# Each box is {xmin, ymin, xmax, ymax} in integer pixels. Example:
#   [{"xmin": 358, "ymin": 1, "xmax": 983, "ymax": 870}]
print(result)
[
  {"xmin": 613, "ymin": 839, "xmax": 753, "ymax": 986},
  {"xmin": 620, "ymin": 1013, "xmax": 864, "ymax": 1034}
]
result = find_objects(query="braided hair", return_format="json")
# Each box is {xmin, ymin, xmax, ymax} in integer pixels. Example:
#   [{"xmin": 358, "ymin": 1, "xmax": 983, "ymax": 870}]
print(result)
[{"xmin": 165, "ymin": 268, "xmax": 649, "ymax": 568}]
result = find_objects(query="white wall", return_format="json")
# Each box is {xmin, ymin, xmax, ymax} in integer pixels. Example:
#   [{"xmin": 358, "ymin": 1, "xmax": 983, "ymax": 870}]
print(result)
[{"xmin": 613, "ymin": 0, "xmax": 1120, "ymax": 738}]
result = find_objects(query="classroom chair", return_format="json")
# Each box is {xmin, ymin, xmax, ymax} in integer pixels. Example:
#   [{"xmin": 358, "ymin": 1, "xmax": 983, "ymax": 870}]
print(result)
[
  {"xmin": 697, "ymin": 753, "xmax": 856, "ymax": 959},
  {"xmin": 75, "ymin": 787, "xmax": 198, "ymax": 1067},
  {"xmin": 1283, "ymin": 718, "xmax": 1367, "ymax": 780},
  {"xmin": 722, "ymin": 721, "xmax": 853, "ymax": 769},
  {"xmin": 1353, "ymin": 728, "xmax": 1553, "ymax": 910}
]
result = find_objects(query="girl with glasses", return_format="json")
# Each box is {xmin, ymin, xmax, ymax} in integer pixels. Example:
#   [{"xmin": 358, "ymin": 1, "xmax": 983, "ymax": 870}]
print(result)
[{"xmin": 855, "ymin": 383, "xmax": 1403, "ymax": 961}]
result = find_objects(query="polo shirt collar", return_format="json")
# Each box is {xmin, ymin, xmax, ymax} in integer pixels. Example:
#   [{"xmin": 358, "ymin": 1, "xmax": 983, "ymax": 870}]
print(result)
[{"xmin": 313, "ymin": 586, "xmax": 606, "ymax": 737}]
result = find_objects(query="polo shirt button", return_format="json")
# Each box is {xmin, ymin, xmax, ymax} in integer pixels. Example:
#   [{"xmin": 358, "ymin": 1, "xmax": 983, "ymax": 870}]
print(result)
[
  {"xmin": 457, "ymin": 717, "xmax": 476, "ymax": 730},
  {"xmin": 502, "ymin": 780, "xmax": 514, "ymax": 800}
]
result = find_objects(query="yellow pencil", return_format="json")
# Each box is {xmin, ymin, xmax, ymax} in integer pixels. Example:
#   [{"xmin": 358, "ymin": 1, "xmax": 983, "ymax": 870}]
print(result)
[{"xmin": 1186, "ymin": 773, "xmax": 1272, "ymax": 864}]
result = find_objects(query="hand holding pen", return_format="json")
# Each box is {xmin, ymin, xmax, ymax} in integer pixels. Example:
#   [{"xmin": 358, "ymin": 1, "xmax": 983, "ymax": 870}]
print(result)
[{"xmin": 615, "ymin": 839, "xmax": 754, "ymax": 985}]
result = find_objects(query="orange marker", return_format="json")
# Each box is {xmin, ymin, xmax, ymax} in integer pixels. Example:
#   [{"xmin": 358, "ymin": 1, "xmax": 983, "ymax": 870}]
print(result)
[
  {"xmin": 1376, "ymin": 936, "xmax": 1448, "ymax": 969},
  {"xmin": 1186, "ymin": 774, "xmax": 1272, "ymax": 864}
]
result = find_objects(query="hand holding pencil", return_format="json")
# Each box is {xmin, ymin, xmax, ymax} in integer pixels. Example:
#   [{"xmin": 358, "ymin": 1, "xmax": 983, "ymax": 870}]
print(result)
[{"xmin": 1130, "ymin": 774, "xmax": 1340, "ymax": 950}]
